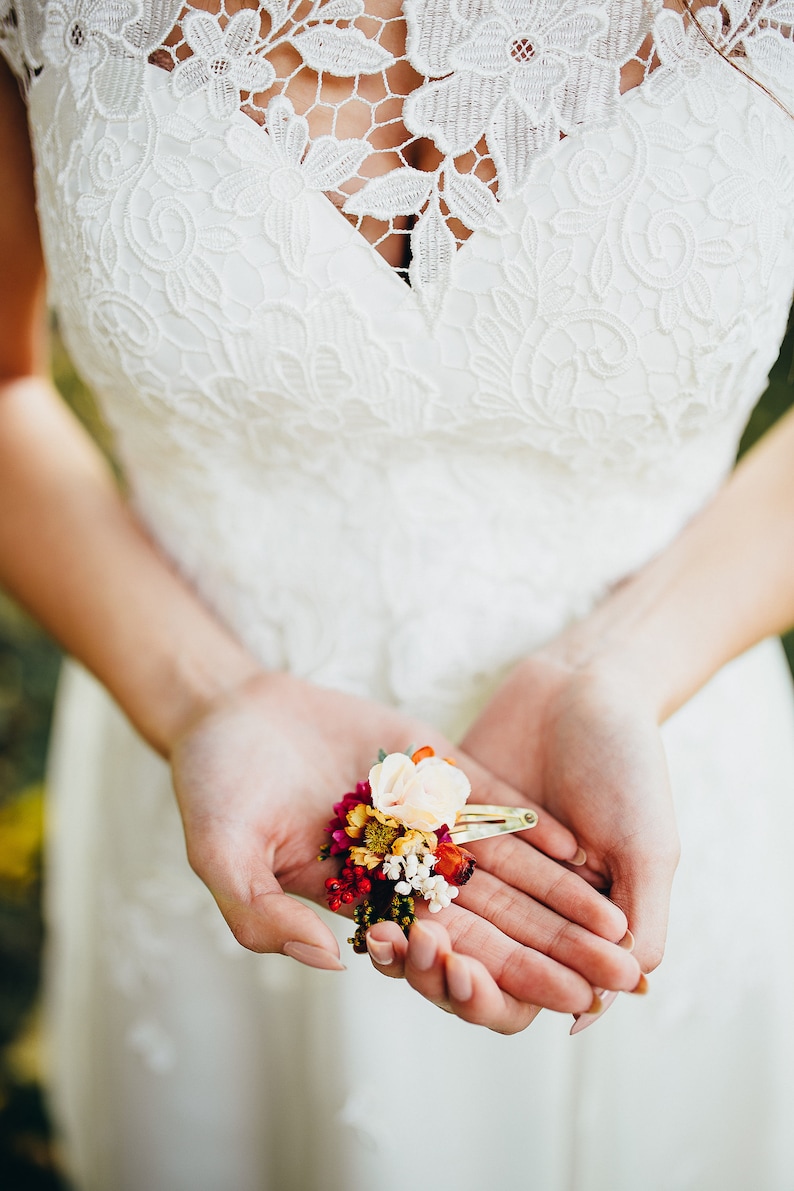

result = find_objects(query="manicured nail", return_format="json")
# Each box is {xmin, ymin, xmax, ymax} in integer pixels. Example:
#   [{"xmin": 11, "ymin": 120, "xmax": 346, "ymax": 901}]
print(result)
[
  {"xmin": 366, "ymin": 936, "xmax": 394, "ymax": 966},
  {"xmin": 571, "ymin": 847, "xmax": 587, "ymax": 866},
  {"xmin": 570, "ymin": 989, "xmax": 619, "ymax": 1035},
  {"xmin": 283, "ymin": 941, "xmax": 345, "ymax": 971},
  {"xmin": 631, "ymin": 973, "xmax": 649, "ymax": 995},
  {"xmin": 446, "ymin": 954, "xmax": 474, "ymax": 1002},
  {"xmin": 410, "ymin": 922, "xmax": 437, "ymax": 971},
  {"xmin": 619, "ymin": 929, "xmax": 635, "ymax": 952},
  {"xmin": 587, "ymin": 991, "xmax": 603, "ymax": 1015}
]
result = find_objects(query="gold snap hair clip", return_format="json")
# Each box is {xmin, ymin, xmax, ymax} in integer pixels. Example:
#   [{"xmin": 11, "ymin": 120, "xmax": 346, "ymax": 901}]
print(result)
[{"xmin": 448, "ymin": 806, "xmax": 539, "ymax": 844}]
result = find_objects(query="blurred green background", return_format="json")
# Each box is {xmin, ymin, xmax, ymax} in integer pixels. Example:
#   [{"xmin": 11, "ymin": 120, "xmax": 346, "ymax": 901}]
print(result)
[{"xmin": 1, "ymin": 316, "xmax": 793, "ymax": 1187}]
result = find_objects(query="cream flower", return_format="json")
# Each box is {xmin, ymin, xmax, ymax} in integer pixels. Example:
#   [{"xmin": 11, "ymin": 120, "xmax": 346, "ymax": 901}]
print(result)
[{"xmin": 368, "ymin": 752, "xmax": 470, "ymax": 833}]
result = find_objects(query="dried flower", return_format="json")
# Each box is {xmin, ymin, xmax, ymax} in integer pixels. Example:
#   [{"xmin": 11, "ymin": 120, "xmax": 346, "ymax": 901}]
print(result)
[
  {"xmin": 369, "ymin": 749, "xmax": 470, "ymax": 832},
  {"xmin": 319, "ymin": 747, "xmax": 478, "ymax": 948},
  {"xmin": 433, "ymin": 841, "xmax": 477, "ymax": 886}
]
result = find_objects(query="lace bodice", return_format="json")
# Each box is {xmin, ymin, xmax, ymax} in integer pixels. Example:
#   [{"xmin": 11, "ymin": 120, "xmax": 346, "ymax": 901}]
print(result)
[{"xmin": 2, "ymin": 2, "xmax": 794, "ymax": 726}]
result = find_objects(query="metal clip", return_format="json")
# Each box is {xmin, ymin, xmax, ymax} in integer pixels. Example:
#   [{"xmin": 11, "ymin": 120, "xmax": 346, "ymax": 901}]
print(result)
[{"xmin": 448, "ymin": 805, "xmax": 539, "ymax": 844}]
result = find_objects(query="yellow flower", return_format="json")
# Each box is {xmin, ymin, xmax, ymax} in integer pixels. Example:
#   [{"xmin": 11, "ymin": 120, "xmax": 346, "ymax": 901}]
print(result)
[
  {"xmin": 344, "ymin": 802, "xmax": 370, "ymax": 839},
  {"xmin": 345, "ymin": 803, "xmax": 400, "ymax": 840},
  {"xmin": 391, "ymin": 828, "xmax": 438, "ymax": 856},
  {"xmin": 345, "ymin": 806, "xmax": 403, "ymax": 868},
  {"xmin": 348, "ymin": 846, "xmax": 385, "ymax": 871}
]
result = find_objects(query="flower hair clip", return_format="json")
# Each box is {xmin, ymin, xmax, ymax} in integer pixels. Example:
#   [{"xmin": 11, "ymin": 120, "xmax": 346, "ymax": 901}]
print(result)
[{"xmin": 319, "ymin": 746, "xmax": 539, "ymax": 953}]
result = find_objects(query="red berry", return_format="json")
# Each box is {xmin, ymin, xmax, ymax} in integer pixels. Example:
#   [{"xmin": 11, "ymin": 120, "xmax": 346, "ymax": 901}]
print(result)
[
  {"xmin": 353, "ymin": 866, "xmax": 365, "ymax": 878},
  {"xmin": 359, "ymin": 879, "xmax": 371, "ymax": 894},
  {"xmin": 325, "ymin": 879, "xmax": 341, "ymax": 891},
  {"xmin": 328, "ymin": 898, "xmax": 341, "ymax": 912},
  {"xmin": 341, "ymin": 890, "xmax": 355, "ymax": 904}
]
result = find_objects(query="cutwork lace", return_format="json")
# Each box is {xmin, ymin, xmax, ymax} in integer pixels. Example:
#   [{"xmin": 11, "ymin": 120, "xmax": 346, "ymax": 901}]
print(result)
[
  {"xmin": 2, "ymin": 1, "xmax": 794, "ymax": 1098},
  {"xmin": 2, "ymin": 3, "xmax": 793, "ymax": 290}
]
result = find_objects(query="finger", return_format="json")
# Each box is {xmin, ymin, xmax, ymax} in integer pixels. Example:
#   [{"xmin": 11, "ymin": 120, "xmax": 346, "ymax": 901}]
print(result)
[
  {"xmin": 365, "ymin": 921, "xmax": 409, "ymax": 978},
  {"xmin": 471, "ymin": 833, "xmax": 628, "ymax": 940},
  {"xmin": 452, "ymin": 748, "xmax": 585, "ymax": 864},
  {"xmin": 570, "ymin": 988, "xmax": 621, "ymax": 1035},
  {"xmin": 369, "ymin": 920, "xmax": 542, "ymax": 1033},
  {"xmin": 444, "ymin": 953, "xmax": 542, "ymax": 1034},
  {"xmin": 455, "ymin": 867, "xmax": 641, "ymax": 993},
  {"xmin": 439, "ymin": 903, "xmax": 599, "ymax": 1013},
  {"xmin": 404, "ymin": 921, "xmax": 542, "ymax": 1034},
  {"xmin": 404, "ymin": 919, "xmax": 454, "ymax": 1005},
  {"xmin": 608, "ymin": 844, "xmax": 679, "ymax": 973}
]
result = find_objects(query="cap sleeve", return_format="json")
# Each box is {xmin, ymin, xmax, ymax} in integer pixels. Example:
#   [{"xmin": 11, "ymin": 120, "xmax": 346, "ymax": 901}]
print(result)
[{"xmin": 0, "ymin": 3, "xmax": 46, "ymax": 91}]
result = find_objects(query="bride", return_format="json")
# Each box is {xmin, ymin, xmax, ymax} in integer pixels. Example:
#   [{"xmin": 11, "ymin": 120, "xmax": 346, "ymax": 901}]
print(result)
[{"xmin": 1, "ymin": 1, "xmax": 794, "ymax": 1187}]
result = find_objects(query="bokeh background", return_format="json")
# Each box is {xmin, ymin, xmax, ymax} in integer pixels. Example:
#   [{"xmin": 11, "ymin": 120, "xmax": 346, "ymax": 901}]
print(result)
[{"xmin": 1, "ymin": 315, "xmax": 793, "ymax": 1188}]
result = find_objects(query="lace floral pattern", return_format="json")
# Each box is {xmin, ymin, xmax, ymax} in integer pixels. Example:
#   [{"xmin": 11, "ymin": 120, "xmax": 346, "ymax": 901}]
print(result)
[
  {"xmin": 403, "ymin": 0, "xmax": 655, "ymax": 195},
  {"xmin": 2, "ymin": 3, "xmax": 794, "ymax": 1112},
  {"xmin": 2, "ymin": 2, "xmax": 791, "ymax": 295}
]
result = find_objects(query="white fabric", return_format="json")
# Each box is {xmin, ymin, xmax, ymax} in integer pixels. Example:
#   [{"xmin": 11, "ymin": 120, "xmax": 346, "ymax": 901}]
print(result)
[{"xmin": 3, "ymin": 1, "xmax": 794, "ymax": 1187}]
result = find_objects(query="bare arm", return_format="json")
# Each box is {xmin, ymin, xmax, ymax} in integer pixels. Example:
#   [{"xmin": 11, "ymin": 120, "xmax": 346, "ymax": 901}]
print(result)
[
  {"xmin": 464, "ymin": 370, "xmax": 794, "ymax": 977},
  {"xmin": 552, "ymin": 404, "xmax": 794, "ymax": 718},
  {"xmin": 0, "ymin": 62, "xmax": 260, "ymax": 754}
]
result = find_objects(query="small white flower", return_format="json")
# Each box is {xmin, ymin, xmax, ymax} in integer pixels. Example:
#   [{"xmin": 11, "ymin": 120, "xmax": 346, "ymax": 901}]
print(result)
[
  {"xmin": 423, "ymin": 874, "xmax": 459, "ymax": 913},
  {"xmin": 172, "ymin": 9, "xmax": 275, "ymax": 120},
  {"xmin": 369, "ymin": 751, "xmax": 471, "ymax": 833},
  {"xmin": 382, "ymin": 855, "xmax": 403, "ymax": 880},
  {"xmin": 394, "ymin": 881, "xmax": 412, "ymax": 896}
]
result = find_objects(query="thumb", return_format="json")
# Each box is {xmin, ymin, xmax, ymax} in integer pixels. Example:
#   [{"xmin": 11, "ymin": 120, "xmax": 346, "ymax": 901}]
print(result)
[
  {"xmin": 193, "ymin": 837, "xmax": 346, "ymax": 970},
  {"xmin": 607, "ymin": 843, "xmax": 679, "ymax": 974}
]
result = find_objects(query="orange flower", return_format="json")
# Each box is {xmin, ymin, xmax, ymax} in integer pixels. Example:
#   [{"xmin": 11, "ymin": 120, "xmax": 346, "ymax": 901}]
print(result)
[{"xmin": 433, "ymin": 841, "xmax": 476, "ymax": 886}]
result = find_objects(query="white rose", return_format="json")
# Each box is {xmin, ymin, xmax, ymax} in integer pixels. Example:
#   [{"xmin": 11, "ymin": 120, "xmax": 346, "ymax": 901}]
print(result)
[{"xmin": 368, "ymin": 752, "xmax": 470, "ymax": 833}]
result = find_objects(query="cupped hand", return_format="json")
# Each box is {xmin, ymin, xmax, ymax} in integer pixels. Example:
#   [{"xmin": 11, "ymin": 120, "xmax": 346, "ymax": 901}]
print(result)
[
  {"xmin": 169, "ymin": 669, "xmax": 642, "ymax": 1031},
  {"xmin": 461, "ymin": 653, "xmax": 680, "ymax": 979}
]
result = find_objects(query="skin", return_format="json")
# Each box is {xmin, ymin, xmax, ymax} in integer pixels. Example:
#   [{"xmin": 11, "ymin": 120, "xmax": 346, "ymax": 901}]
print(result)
[{"xmin": 2, "ymin": 0, "xmax": 793, "ymax": 1032}]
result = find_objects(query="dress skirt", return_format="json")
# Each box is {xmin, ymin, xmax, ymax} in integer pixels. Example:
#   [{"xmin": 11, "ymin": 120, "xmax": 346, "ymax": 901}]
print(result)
[{"xmin": 43, "ymin": 637, "xmax": 794, "ymax": 1191}]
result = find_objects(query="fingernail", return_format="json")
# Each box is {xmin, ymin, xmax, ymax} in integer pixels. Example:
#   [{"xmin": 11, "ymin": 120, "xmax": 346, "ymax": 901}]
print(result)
[
  {"xmin": 410, "ymin": 922, "xmax": 437, "ymax": 971},
  {"xmin": 446, "ymin": 954, "xmax": 474, "ymax": 1002},
  {"xmin": 587, "ymin": 991, "xmax": 603, "ymax": 1015},
  {"xmin": 283, "ymin": 941, "xmax": 345, "ymax": 971},
  {"xmin": 571, "ymin": 847, "xmax": 587, "ymax": 866},
  {"xmin": 570, "ymin": 989, "xmax": 619, "ymax": 1035},
  {"xmin": 631, "ymin": 973, "xmax": 649, "ymax": 995},
  {"xmin": 366, "ymin": 936, "xmax": 394, "ymax": 966},
  {"xmin": 619, "ymin": 929, "xmax": 635, "ymax": 952}
]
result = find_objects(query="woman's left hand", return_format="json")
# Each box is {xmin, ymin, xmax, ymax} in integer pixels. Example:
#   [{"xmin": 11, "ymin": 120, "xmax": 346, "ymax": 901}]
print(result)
[{"xmin": 459, "ymin": 651, "xmax": 681, "ymax": 982}]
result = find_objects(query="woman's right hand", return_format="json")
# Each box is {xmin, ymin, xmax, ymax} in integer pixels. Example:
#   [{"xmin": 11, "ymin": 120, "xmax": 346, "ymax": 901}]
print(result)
[{"xmin": 169, "ymin": 669, "xmax": 642, "ymax": 1032}]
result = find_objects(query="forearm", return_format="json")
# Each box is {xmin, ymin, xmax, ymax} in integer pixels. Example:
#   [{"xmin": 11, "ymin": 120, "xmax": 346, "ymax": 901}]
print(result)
[
  {"xmin": 545, "ymin": 406, "xmax": 794, "ymax": 720},
  {"xmin": 0, "ymin": 375, "xmax": 259, "ymax": 755}
]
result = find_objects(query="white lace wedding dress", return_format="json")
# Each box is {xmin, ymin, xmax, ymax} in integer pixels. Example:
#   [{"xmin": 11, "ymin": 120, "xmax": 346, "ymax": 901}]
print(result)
[{"xmin": 3, "ymin": 2, "xmax": 794, "ymax": 1188}]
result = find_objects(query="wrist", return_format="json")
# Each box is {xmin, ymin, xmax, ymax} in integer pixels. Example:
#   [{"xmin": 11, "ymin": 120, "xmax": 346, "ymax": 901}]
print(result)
[
  {"xmin": 534, "ymin": 583, "xmax": 688, "ymax": 725},
  {"xmin": 149, "ymin": 637, "xmax": 263, "ymax": 759}
]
